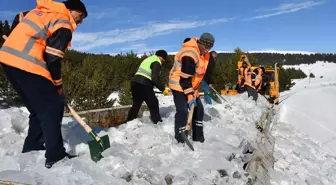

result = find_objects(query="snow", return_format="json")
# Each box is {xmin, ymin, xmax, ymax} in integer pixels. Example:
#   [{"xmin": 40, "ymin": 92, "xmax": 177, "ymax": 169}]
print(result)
[
  {"xmin": 281, "ymin": 61, "xmax": 336, "ymax": 154},
  {"xmin": 0, "ymin": 61, "xmax": 336, "ymax": 184},
  {"xmin": 0, "ymin": 91, "xmax": 270, "ymax": 184},
  {"xmin": 107, "ymin": 92, "xmax": 120, "ymax": 106},
  {"xmin": 270, "ymin": 61, "xmax": 336, "ymax": 184}
]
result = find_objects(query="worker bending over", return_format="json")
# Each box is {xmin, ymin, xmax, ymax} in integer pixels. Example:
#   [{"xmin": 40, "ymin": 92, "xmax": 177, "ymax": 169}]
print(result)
[{"xmin": 169, "ymin": 32, "xmax": 215, "ymax": 143}]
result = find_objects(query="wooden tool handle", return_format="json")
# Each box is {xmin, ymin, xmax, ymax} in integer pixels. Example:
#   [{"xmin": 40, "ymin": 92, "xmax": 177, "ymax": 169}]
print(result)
[
  {"xmin": 185, "ymin": 90, "xmax": 198, "ymax": 131},
  {"xmin": 2, "ymin": 35, "xmax": 8, "ymax": 40},
  {"xmin": 185, "ymin": 104, "xmax": 195, "ymax": 131},
  {"xmin": 67, "ymin": 104, "xmax": 93, "ymax": 133},
  {"xmin": 67, "ymin": 104, "xmax": 103, "ymax": 143}
]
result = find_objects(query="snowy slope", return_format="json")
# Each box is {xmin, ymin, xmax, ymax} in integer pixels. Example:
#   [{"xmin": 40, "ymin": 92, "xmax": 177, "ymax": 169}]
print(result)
[
  {"xmin": 270, "ymin": 61, "xmax": 336, "ymax": 184},
  {"xmin": 281, "ymin": 61, "xmax": 336, "ymax": 154},
  {"xmin": 0, "ymin": 92, "xmax": 270, "ymax": 184},
  {"xmin": 1, "ymin": 61, "xmax": 335, "ymax": 184}
]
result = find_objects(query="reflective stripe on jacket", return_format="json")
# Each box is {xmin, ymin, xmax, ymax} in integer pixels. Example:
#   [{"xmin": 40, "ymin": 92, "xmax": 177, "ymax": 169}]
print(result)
[{"xmin": 0, "ymin": 1, "xmax": 77, "ymax": 84}]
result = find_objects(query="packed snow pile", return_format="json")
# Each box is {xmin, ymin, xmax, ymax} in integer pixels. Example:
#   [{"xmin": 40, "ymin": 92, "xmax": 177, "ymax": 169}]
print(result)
[{"xmin": 0, "ymin": 93, "xmax": 270, "ymax": 185}]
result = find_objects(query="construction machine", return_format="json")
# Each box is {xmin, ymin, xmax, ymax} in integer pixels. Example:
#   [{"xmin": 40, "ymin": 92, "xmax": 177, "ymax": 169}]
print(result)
[{"xmin": 221, "ymin": 57, "xmax": 280, "ymax": 104}]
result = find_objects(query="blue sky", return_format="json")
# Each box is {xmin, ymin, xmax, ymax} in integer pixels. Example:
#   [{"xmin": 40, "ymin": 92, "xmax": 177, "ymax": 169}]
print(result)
[{"xmin": 1, "ymin": 0, "xmax": 335, "ymax": 54}]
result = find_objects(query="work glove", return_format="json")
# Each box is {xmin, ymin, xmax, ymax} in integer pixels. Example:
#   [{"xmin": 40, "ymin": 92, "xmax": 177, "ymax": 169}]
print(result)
[
  {"xmin": 162, "ymin": 88, "xmax": 170, "ymax": 96},
  {"xmin": 187, "ymin": 94, "xmax": 197, "ymax": 109},
  {"xmin": 203, "ymin": 84, "xmax": 211, "ymax": 95},
  {"xmin": 57, "ymin": 89, "xmax": 65, "ymax": 102},
  {"xmin": 57, "ymin": 88, "xmax": 68, "ymax": 105}
]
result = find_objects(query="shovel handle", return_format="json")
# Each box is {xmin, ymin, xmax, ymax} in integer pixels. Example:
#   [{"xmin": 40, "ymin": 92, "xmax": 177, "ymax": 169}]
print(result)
[
  {"xmin": 185, "ymin": 90, "xmax": 198, "ymax": 131},
  {"xmin": 67, "ymin": 104, "xmax": 102, "ymax": 142},
  {"xmin": 209, "ymin": 85, "xmax": 228, "ymax": 102},
  {"xmin": 2, "ymin": 35, "xmax": 8, "ymax": 40},
  {"xmin": 185, "ymin": 104, "xmax": 195, "ymax": 131}
]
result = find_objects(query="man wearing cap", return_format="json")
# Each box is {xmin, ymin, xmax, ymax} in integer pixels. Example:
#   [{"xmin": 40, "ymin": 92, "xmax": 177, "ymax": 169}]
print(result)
[
  {"xmin": 127, "ymin": 50, "xmax": 170, "ymax": 124},
  {"xmin": 169, "ymin": 32, "xmax": 215, "ymax": 143},
  {"xmin": 0, "ymin": 0, "xmax": 87, "ymax": 168}
]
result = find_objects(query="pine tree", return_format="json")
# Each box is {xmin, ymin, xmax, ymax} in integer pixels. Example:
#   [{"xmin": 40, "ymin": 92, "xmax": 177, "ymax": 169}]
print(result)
[{"xmin": 118, "ymin": 81, "xmax": 132, "ymax": 106}]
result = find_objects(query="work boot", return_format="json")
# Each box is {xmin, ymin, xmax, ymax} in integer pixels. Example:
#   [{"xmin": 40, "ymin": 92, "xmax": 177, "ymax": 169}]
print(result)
[{"xmin": 45, "ymin": 152, "xmax": 78, "ymax": 169}]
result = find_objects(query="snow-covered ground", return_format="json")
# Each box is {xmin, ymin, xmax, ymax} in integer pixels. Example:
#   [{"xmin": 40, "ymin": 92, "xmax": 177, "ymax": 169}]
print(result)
[
  {"xmin": 270, "ymin": 61, "xmax": 336, "ymax": 184},
  {"xmin": 0, "ymin": 90, "xmax": 270, "ymax": 184},
  {"xmin": 0, "ymin": 61, "xmax": 335, "ymax": 184},
  {"xmin": 281, "ymin": 61, "xmax": 336, "ymax": 155}
]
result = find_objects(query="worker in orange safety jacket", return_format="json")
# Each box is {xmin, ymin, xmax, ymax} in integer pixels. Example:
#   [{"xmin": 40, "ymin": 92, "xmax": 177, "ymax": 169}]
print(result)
[
  {"xmin": 244, "ymin": 65, "xmax": 265, "ymax": 102},
  {"xmin": 168, "ymin": 32, "xmax": 214, "ymax": 143},
  {"xmin": 0, "ymin": 0, "xmax": 87, "ymax": 169},
  {"xmin": 236, "ymin": 54, "xmax": 251, "ymax": 93}
]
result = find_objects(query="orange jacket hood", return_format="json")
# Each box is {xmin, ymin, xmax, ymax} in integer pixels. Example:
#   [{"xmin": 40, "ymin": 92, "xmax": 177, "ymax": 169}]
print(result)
[
  {"xmin": 35, "ymin": 0, "xmax": 77, "ymax": 30},
  {"xmin": 182, "ymin": 38, "xmax": 200, "ymax": 54}
]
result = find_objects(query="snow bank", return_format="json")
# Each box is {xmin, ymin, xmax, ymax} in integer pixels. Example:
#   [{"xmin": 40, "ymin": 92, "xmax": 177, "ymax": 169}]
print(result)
[
  {"xmin": 0, "ymin": 93, "xmax": 271, "ymax": 184},
  {"xmin": 270, "ymin": 117, "xmax": 336, "ymax": 185}
]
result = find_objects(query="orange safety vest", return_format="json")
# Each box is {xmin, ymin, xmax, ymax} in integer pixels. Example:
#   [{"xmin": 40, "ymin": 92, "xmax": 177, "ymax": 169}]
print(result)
[
  {"xmin": 238, "ymin": 67, "xmax": 250, "ymax": 85},
  {"xmin": 168, "ymin": 38, "xmax": 209, "ymax": 94},
  {"xmin": 0, "ymin": 1, "xmax": 77, "ymax": 84},
  {"xmin": 244, "ymin": 68, "xmax": 263, "ymax": 90},
  {"xmin": 237, "ymin": 55, "xmax": 250, "ymax": 84}
]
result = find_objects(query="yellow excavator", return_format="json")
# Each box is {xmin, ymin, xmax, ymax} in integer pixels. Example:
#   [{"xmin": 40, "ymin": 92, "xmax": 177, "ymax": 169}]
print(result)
[{"xmin": 221, "ymin": 55, "xmax": 280, "ymax": 104}]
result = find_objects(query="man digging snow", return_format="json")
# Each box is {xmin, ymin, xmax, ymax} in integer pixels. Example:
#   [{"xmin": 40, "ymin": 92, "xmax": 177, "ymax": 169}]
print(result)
[{"xmin": 0, "ymin": 0, "xmax": 88, "ymax": 168}]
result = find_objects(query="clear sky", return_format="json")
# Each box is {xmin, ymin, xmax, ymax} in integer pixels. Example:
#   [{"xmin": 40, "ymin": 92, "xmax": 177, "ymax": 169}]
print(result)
[{"xmin": 1, "ymin": 0, "xmax": 335, "ymax": 54}]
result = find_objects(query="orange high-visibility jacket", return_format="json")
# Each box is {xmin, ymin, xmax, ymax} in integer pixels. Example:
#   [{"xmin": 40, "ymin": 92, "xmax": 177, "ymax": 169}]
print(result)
[
  {"xmin": 237, "ymin": 54, "xmax": 251, "ymax": 83},
  {"xmin": 0, "ymin": 0, "xmax": 77, "ymax": 84},
  {"xmin": 244, "ymin": 68, "xmax": 263, "ymax": 90},
  {"xmin": 168, "ymin": 38, "xmax": 209, "ymax": 94}
]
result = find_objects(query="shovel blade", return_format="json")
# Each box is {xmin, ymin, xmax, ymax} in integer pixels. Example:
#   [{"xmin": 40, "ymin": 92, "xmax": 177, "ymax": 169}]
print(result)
[
  {"xmin": 181, "ymin": 131, "xmax": 194, "ymax": 151},
  {"xmin": 87, "ymin": 134, "xmax": 110, "ymax": 162}
]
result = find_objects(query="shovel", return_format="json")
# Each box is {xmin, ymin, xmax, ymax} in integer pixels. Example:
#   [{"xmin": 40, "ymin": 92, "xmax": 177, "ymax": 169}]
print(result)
[
  {"xmin": 181, "ymin": 103, "xmax": 195, "ymax": 151},
  {"xmin": 66, "ymin": 104, "xmax": 110, "ymax": 162},
  {"xmin": 209, "ymin": 85, "xmax": 232, "ymax": 109},
  {"xmin": 180, "ymin": 90, "xmax": 200, "ymax": 151}
]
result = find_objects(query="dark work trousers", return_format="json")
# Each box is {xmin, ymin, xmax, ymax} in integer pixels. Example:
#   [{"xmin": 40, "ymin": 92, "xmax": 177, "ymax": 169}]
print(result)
[
  {"xmin": 127, "ymin": 81, "xmax": 162, "ymax": 124},
  {"xmin": 172, "ymin": 90, "xmax": 204, "ymax": 143},
  {"xmin": 245, "ymin": 86, "xmax": 258, "ymax": 101},
  {"xmin": 1, "ymin": 64, "xmax": 66, "ymax": 162}
]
